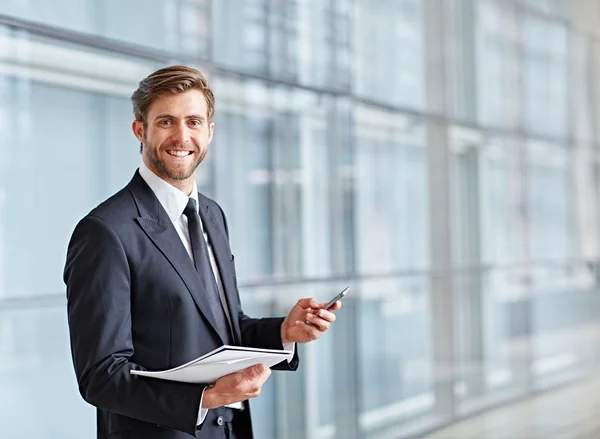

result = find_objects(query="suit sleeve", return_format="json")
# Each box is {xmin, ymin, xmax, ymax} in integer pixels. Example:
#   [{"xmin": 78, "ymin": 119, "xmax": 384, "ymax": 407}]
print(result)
[
  {"xmin": 64, "ymin": 215, "xmax": 207, "ymax": 436},
  {"xmin": 214, "ymin": 204, "xmax": 299, "ymax": 371}
]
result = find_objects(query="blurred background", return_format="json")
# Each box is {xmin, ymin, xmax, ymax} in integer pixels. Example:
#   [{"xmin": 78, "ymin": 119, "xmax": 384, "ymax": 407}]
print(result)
[{"xmin": 2, "ymin": 0, "xmax": 600, "ymax": 438}]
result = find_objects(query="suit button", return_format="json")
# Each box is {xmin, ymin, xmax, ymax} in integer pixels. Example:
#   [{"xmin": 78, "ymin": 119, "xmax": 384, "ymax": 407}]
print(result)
[{"xmin": 217, "ymin": 416, "xmax": 224, "ymax": 426}]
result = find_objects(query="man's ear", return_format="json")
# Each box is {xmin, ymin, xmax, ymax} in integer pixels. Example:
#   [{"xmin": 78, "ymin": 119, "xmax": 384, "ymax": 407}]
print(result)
[
  {"xmin": 208, "ymin": 122, "xmax": 215, "ymax": 145},
  {"xmin": 132, "ymin": 120, "xmax": 144, "ymax": 142}
]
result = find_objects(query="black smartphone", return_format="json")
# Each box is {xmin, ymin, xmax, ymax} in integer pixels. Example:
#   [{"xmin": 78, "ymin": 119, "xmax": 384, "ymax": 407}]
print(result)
[{"xmin": 323, "ymin": 286, "xmax": 349, "ymax": 310}]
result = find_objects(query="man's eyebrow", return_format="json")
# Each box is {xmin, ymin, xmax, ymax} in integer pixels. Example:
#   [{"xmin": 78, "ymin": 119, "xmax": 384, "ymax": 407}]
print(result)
[
  {"xmin": 153, "ymin": 114, "xmax": 206, "ymax": 121},
  {"xmin": 186, "ymin": 114, "xmax": 206, "ymax": 121},
  {"xmin": 153, "ymin": 113, "xmax": 177, "ymax": 120}
]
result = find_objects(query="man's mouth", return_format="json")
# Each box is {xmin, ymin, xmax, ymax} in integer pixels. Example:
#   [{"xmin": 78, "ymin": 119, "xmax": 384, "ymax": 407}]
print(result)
[{"xmin": 166, "ymin": 150, "xmax": 193, "ymax": 157}]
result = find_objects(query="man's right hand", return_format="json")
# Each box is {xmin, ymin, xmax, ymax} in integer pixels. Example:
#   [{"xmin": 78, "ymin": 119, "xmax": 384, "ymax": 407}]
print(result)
[{"xmin": 201, "ymin": 364, "xmax": 272, "ymax": 409}]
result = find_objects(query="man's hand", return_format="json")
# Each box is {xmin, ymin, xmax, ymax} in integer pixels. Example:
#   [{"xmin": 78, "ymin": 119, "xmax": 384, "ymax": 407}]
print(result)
[
  {"xmin": 201, "ymin": 364, "xmax": 271, "ymax": 409},
  {"xmin": 280, "ymin": 298, "xmax": 342, "ymax": 345}
]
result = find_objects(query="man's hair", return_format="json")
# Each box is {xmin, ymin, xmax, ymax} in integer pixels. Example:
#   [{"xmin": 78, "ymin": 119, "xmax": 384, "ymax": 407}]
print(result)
[{"xmin": 131, "ymin": 65, "xmax": 215, "ymax": 127}]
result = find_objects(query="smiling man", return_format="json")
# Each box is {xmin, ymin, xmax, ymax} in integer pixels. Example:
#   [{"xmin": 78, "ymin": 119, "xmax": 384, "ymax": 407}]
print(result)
[{"xmin": 63, "ymin": 65, "xmax": 341, "ymax": 439}]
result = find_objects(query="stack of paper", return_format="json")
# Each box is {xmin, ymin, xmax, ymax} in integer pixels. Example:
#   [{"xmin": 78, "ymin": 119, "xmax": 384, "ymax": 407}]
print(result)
[{"xmin": 130, "ymin": 345, "xmax": 292, "ymax": 384}]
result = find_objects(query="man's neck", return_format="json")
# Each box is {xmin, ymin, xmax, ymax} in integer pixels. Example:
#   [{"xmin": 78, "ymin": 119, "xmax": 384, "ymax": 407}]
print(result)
[
  {"xmin": 168, "ymin": 179, "xmax": 195, "ymax": 196},
  {"xmin": 142, "ymin": 160, "xmax": 195, "ymax": 196}
]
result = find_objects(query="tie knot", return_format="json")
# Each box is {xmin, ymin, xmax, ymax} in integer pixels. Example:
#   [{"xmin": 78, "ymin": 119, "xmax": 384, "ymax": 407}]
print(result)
[{"xmin": 183, "ymin": 198, "xmax": 198, "ymax": 218}]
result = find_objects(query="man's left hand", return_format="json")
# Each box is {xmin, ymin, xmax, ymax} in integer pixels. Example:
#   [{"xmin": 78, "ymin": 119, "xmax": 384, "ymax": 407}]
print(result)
[{"xmin": 280, "ymin": 298, "xmax": 342, "ymax": 345}]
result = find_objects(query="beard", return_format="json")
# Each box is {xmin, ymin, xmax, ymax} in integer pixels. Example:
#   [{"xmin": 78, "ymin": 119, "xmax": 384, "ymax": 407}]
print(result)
[{"xmin": 143, "ymin": 137, "xmax": 207, "ymax": 181}]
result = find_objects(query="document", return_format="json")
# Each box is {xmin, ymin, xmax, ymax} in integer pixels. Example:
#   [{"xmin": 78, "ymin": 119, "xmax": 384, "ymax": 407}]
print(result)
[{"xmin": 130, "ymin": 345, "xmax": 293, "ymax": 384}]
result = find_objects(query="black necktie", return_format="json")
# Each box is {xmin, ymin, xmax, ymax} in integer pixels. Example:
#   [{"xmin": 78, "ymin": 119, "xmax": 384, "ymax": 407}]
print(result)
[{"xmin": 183, "ymin": 198, "xmax": 233, "ymax": 345}]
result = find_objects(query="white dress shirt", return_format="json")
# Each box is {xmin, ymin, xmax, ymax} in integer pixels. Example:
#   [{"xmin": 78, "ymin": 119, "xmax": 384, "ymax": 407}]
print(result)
[{"xmin": 138, "ymin": 162, "xmax": 294, "ymax": 425}]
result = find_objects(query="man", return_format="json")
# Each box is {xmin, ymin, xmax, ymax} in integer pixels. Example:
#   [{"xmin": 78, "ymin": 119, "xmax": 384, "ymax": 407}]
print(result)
[{"xmin": 64, "ymin": 65, "xmax": 341, "ymax": 439}]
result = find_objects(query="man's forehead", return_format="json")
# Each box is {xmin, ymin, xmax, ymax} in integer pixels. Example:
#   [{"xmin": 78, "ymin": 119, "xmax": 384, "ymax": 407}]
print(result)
[{"xmin": 148, "ymin": 90, "xmax": 208, "ymax": 117}]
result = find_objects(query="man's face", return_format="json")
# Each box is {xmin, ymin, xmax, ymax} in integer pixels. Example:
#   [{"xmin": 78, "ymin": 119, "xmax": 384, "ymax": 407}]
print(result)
[{"xmin": 133, "ymin": 89, "xmax": 214, "ymax": 191}]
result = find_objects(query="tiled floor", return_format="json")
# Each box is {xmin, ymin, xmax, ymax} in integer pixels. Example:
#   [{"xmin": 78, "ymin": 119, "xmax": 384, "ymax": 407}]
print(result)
[{"xmin": 421, "ymin": 375, "xmax": 600, "ymax": 439}]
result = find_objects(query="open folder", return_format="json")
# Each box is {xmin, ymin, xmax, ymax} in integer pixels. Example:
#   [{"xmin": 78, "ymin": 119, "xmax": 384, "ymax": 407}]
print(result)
[{"xmin": 130, "ymin": 345, "xmax": 293, "ymax": 384}]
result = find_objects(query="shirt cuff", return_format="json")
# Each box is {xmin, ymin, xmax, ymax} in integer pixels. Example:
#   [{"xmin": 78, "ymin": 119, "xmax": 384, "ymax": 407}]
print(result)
[
  {"xmin": 197, "ymin": 387, "xmax": 209, "ymax": 425},
  {"xmin": 283, "ymin": 342, "xmax": 295, "ymax": 362}
]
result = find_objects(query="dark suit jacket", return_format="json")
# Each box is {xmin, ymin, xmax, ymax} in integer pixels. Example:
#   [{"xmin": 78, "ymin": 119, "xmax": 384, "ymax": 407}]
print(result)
[{"xmin": 64, "ymin": 170, "xmax": 299, "ymax": 439}]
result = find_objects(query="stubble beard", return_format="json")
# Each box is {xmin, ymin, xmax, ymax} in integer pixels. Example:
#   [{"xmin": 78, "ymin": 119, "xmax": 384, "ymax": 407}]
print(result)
[{"xmin": 144, "ymin": 137, "xmax": 207, "ymax": 182}]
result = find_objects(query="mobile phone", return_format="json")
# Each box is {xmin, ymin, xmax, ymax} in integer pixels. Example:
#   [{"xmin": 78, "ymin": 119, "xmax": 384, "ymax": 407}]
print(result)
[{"xmin": 323, "ymin": 287, "xmax": 349, "ymax": 310}]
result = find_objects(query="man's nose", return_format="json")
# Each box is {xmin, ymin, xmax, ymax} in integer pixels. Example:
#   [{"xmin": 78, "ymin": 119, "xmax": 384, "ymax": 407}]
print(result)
[{"xmin": 172, "ymin": 122, "xmax": 191, "ymax": 145}]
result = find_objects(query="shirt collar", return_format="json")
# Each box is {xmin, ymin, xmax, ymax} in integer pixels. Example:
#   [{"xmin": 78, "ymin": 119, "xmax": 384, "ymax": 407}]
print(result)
[{"xmin": 138, "ymin": 161, "xmax": 199, "ymax": 222}]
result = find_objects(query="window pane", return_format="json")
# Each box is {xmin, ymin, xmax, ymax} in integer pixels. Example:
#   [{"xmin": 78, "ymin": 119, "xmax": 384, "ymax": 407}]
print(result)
[
  {"xmin": 476, "ymin": 0, "xmax": 520, "ymax": 128},
  {"xmin": 211, "ymin": 77, "xmax": 339, "ymax": 280},
  {"xmin": 354, "ymin": 107, "xmax": 429, "ymax": 273},
  {"xmin": 354, "ymin": 0, "xmax": 424, "ymax": 109},
  {"xmin": 527, "ymin": 141, "xmax": 572, "ymax": 261},
  {"xmin": 0, "ymin": 306, "xmax": 95, "ymax": 438},
  {"xmin": 523, "ymin": 16, "xmax": 568, "ymax": 138},
  {"xmin": 0, "ymin": 31, "xmax": 160, "ymax": 299},
  {"xmin": 0, "ymin": 0, "xmax": 211, "ymax": 56}
]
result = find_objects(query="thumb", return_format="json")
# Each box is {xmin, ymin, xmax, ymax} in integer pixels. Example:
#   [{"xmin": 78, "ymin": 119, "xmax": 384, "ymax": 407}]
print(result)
[
  {"xmin": 242, "ymin": 363, "xmax": 265, "ymax": 379},
  {"xmin": 296, "ymin": 298, "xmax": 320, "ymax": 310}
]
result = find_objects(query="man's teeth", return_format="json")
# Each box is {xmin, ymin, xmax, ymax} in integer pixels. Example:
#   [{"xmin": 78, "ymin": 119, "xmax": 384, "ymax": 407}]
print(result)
[{"xmin": 167, "ymin": 150, "xmax": 191, "ymax": 157}]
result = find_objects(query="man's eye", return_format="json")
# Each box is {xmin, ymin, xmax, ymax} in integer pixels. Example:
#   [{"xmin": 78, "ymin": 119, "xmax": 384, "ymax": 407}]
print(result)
[
  {"xmin": 190, "ymin": 120, "xmax": 201, "ymax": 126},
  {"xmin": 160, "ymin": 120, "xmax": 172, "ymax": 126}
]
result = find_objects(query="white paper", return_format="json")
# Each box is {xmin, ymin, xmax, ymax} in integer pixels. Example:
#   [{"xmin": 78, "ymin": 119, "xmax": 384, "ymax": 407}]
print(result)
[{"xmin": 130, "ymin": 345, "xmax": 293, "ymax": 384}]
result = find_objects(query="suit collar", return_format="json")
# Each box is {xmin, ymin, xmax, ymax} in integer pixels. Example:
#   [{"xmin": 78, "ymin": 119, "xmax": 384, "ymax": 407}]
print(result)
[
  {"xmin": 127, "ymin": 170, "xmax": 241, "ymax": 345},
  {"xmin": 126, "ymin": 170, "xmax": 163, "ymax": 221},
  {"xmin": 138, "ymin": 162, "xmax": 199, "ymax": 222},
  {"xmin": 127, "ymin": 171, "xmax": 230, "ymax": 345}
]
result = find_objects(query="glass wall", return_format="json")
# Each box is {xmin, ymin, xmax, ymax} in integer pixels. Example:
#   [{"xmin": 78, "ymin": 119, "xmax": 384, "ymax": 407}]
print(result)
[
  {"xmin": 0, "ymin": 0, "xmax": 212, "ymax": 56},
  {"xmin": 1, "ymin": 1, "xmax": 600, "ymax": 438}
]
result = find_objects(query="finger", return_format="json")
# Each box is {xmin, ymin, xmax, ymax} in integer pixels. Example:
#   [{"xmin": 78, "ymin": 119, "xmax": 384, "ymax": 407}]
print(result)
[
  {"xmin": 321, "ymin": 300, "xmax": 342, "ymax": 311},
  {"xmin": 298, "ymin": 320, "xmax": 326, "ymax": 340},
  {"xmin": 241, "ymin": 363, "xmax": 265, "ymax": 380},
  {"xmin": 314, "ymin": 308, "xmax": 336, "ymax": 323},
  {"xmin": 242, "ymin": 365, "xmax": 271, "ymax": 397},
  {"xmin": 241, "ymin": 364, "xmax": 271, "ymax": 387},
  {"xmin": 254, "ymin": 367, "xmax": 272, "ymax": 387},
  {"xmin": 296, "ymin": 298, "xmax": 321, "ymax": 310},
  {"xmin": 305, "ymin": 313, "xmax": 331, "ymax": 331},
  {"xmin": 245, "ymin": 363, "xmax": 271, "ymax": 381},
  {"xmin": 304, "ymin": 324, "xmax": 323, "ymax": 341}
]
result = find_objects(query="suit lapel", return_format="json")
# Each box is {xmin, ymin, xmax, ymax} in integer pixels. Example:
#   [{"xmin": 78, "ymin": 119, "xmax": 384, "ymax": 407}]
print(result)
[
  {"xmin": 127, "ymin": 171, "xmax": 226, "ymax": 345},
  {"xmin": 198, "ymin": 199, "xmax": 242, "ymax": 345}
]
